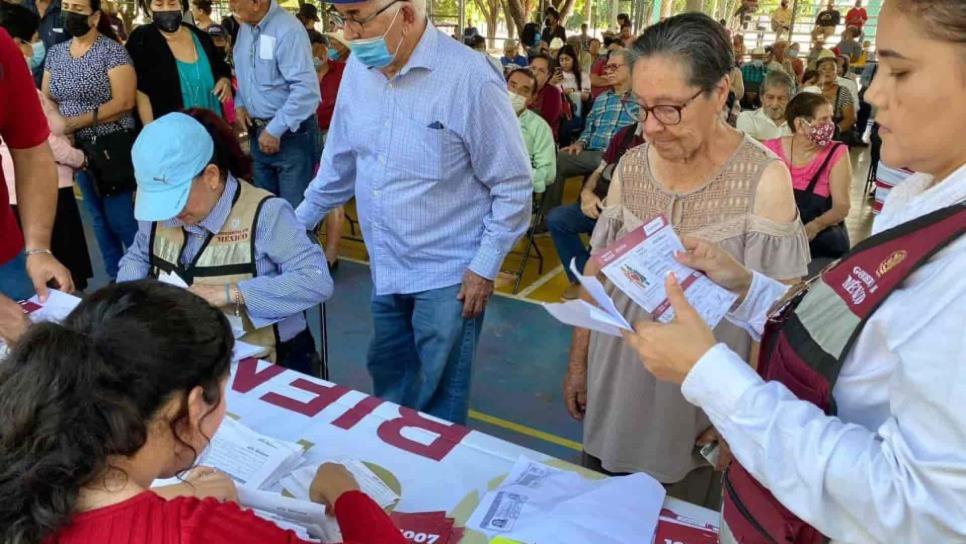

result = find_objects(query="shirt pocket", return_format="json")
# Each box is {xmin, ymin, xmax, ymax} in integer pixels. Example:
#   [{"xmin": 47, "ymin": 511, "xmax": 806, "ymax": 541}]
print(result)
[
  {"xmin": 253, "ymin": 57, "xmax": 280, "ymax": 90},
  {"xmin": 389, "ymin": 115, "xmax": 464, "ymax": 181}
]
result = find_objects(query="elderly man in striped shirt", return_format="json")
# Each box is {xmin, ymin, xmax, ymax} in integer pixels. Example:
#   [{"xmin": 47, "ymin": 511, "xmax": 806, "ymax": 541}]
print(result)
[{"xmin": 296, "ymin": 0, "xmax": 532, "ymax": 425}]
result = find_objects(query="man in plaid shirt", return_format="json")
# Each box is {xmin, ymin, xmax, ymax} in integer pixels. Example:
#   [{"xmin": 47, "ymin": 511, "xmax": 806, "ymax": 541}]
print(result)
[{"xmin": 544, "ymin": 48, "xmax": 639, "ymax": 212}]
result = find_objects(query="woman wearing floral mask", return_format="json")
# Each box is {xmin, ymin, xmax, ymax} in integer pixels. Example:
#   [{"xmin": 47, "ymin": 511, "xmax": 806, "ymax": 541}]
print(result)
[{"xmin": 764, "ymin": 91, "xmax": 853, "ymax": 269}]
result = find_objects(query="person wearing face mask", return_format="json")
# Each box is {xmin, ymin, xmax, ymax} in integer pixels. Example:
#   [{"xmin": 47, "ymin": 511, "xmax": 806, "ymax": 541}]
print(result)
[
  {"xmin": 308, "ymin": 32, "xmax": 346, "ymax": 271},
  {"xmin": 1, "ymin": 2, "xmax": 93, "ymax": 293},
  {"xmin": 117, "ymin": 111, "xmax": 332, "ymax": 372},
  {"xmin": 0, "ymin": 281, "xmax": 404, "ymax": 544},
  {"xmin": 764, "ymin": 92, "xmax": 853, "ymax": 268},
  {"xmin": 787, "ymin": 41, "xmax": 804, "ymax": 82},
  {"xmin": 815, "ymin": 56, "xmax": 856, "ymax": 140},
  {"xmin": 296, "ymin": 0, "xmax": 531, "ymax": 426},
  {"xmin": 126, "ymin": 0, "xmax": 232, "ymax": 125},
  {"xmin": 42, "ymin": 0, "xmax": 138, "ymax": 282},
  {"xmin": 230, "ymin": 0, "xmax": 320, "ymax": 211},
  {"xmin": 22, "ymin": 0, "xmax": 69, "ymax": 86},
  {"xmin": 736, "ymin": 70, "xmax": 794, "ymax": 141},
  {"xmin": 507, "ymin": 68, "xmax": 555, "ymax": 194}
]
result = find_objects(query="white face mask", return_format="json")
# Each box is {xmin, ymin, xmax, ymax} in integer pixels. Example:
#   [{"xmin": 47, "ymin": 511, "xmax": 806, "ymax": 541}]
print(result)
[
  {"xmin": 752, "ymin": 59, "xmax": 764, "ymax": 67},
  {"xmin": 509, "ymin": 90, "xmax": 528, "ymax": 114}
]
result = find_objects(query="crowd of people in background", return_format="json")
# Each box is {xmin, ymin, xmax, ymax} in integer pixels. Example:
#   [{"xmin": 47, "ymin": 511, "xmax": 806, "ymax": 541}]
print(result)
[{"xmin": 1, "ymin": 0, "xmax": 964, "ymax": 542}]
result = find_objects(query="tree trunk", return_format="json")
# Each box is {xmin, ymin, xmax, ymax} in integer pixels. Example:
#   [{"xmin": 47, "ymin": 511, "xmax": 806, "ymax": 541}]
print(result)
[
  {"xmin": 485, "ymin": 13, "xmax": 499, "ymax": 47},
  {"xmin": 502, "ymin": 0, "xmax": 516, "ymax": 37},
  {"xmin": 552, "ymin": 0, "xmax": 578, "ymax": 24},
  {"xmin": 506, "ymin": 0, "xmax": 529, "ymax": 38}
]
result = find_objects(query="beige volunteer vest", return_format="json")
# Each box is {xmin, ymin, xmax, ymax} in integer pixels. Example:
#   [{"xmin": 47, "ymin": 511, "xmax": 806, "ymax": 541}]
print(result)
[{"xmin": 149, "ymin": 181, "xmax": 277, "ymax": 359}]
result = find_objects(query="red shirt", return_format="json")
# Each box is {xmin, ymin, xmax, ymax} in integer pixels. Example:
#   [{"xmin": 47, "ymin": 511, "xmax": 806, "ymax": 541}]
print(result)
[
  {"xmin": 845, "ymin": 7, "xmax": 868, "ymax": 28},
  {"xmin": 316, "ymin": 61, "xmax": 346, "ymax": 131},
  {"xmin": 533, "ymin": 83, "xmax": 564, "ymax": 142},
  {"xmin": 590, "ymin": 57, "xmax": 611, "ymax": 100},
  {"xmin": 0, "ymin": 28, "xmax": 50, "ymax": 265},
  {"xmin": 45, "ymin": 490, "xmax": 407, "ymax": 544}
]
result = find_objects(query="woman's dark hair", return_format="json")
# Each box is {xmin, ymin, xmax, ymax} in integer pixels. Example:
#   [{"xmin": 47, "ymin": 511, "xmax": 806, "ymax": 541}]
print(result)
[
  {"xmin": 836, "ymin": 54, "xmax": 850, "ymax": 75},
  {"xmin": 0, "ymin": 2, "xmax": 40, "ymax": 42},
  {"xmin": 507, "ymin": 67, "xmax": 539, "ymax": 96},
  {"xmin": 184, "ymin": 108, "xmax": 254, "ymax": 181},
  {"xmin": 138, "ymin": 0, "xmax": 190, "ymax": 15},
  {"xmin": 520, "ymin": 21, "xmax": 539, "ymax": 47},
  {"xmin": 802, "ymin": 68, "xmax": 820, "ymax": 85},
  {"xmin": 191, "ymin": 0, "xmax": 212, "ymax": 14},
  {"xmin": 85, "ymin": 0, "xmax": 120, "ymax": 42},
  {"xmin": 785, "ymin": 91, "xmax": 832, "ymax": 132},
  {"xmin": 0, "ymin": 280, "xmax": 233, "ymax": 544},
  {"xmin": 632, "ymin": 12, "xmax": 734, "ymax": 94},
  {"xmin": 895, "ymin": 0, "xmax": 966, "ymax": 45},
  {"xmin": 556, "ymin": 44, "xmax": 583, "ymax": 90}
]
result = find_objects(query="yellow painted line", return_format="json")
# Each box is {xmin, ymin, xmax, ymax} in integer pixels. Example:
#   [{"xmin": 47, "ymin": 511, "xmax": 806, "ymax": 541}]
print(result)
[{"xmin": 469, "ymin": 409, "xmax": 582, "ymax": 452}]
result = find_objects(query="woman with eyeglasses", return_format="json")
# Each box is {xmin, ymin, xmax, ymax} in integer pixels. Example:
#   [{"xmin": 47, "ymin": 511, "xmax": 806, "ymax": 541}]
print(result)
[{"xmin": 563, "ymin": 13, "xmax": 809, "ymax": 509}]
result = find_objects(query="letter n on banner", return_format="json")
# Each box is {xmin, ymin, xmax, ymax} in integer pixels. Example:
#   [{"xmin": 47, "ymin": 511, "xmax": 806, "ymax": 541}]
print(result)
[
  {"xmin": 261, "ymin": 379, "xmax": 352, "ymax": 417},
  {"xmin": 377, "ymin": 407, "xmax": 471, "ymax": 462}
]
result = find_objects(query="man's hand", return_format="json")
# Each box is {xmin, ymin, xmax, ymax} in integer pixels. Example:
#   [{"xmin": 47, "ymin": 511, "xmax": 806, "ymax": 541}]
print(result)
[
  {"xmin": 258, "ymin": 128, "xmax": 281, "ymax": 155},
  {"xmin": 696, "ymin": 426, "xmax": 733, "ymax": 471},
  {"xmin": 563, "ymin": 362, "xmax": 588, "ymax": 420},
  {"xmin": 188, "ymin": 283, "xmax": 230, "ymax": 308},
  {"xmin": 561, "ymin": 141, "xmax": 585, "ymax": 155},
  {"xmin": 457, "ymin": 269, "xmax": 494, "ymax": 319},
  {"xmin": 235, "ymin": 106, "xmax": 252, "ymax": 131},
  {"xmin": 622, "ymin": 273, "xmax": 717, "ymax": 385},
  {"xmin": 0, "ymin": 295, "xmax": 29, "ymax": 345},
  {"xmin": 213, "ymin": 77, "xmax": 233, "ymax": 103},
  {"xmin": 309, "ymin": 462, "xmax": 360, "ymax": 511},
  {"xmin": 579, "ymin": 189, "xmax": 603, "ymax": 219},
  {"xmin": 25, "ymin": 252, "xmax": 74, "ymax": 301}
]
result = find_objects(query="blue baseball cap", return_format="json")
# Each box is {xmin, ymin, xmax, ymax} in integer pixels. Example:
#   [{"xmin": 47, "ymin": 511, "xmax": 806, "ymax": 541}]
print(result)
[{"xmin": 131, "ymin": 113, "xmax": 214, "ymax": 222}]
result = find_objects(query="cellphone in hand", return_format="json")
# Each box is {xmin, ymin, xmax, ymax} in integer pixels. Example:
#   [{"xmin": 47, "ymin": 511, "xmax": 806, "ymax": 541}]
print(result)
[{"xmin": 700, "ymin": 442, "xmax": 721, "ymax": 467}]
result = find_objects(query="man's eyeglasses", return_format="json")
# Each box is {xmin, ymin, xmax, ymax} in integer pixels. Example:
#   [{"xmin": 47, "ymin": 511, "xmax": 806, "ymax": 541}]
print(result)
[
  {"xmin": 329, "ymin": 0, "xmax": 403, "ymax": 32},
  {"xmin": 603, "ymin": 63, "xmax": 625, "ymax": 73},
  {"xmin": 622, "ymin": 89, "xmax": 705, "ymax": 126}
]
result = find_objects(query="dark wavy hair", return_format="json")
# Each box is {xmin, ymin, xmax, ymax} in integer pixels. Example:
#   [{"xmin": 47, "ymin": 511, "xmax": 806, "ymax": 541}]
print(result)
[
  {"xmin": 556, "ymin": 44, "xmax": 584, "ymax": 91},
  {"xmin": 0, "ymin": 280, "xmax": 234, "ymax": 544},
  {"xmin": 184, "ymin": 108, "xmax": 254, "ymax": 181}
]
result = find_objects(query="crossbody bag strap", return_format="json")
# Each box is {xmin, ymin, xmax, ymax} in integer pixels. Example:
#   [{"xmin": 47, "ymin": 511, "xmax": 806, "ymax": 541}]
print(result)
[{"xmin": 803, "ymin": 143, "xmax": 843, "ymax": 195}]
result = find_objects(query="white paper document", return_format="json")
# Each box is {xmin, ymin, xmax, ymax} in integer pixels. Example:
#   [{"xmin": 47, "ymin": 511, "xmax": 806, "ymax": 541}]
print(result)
[
  {"xmin": 596, "ymin": 216, "xmax": 736, "ymax": 328},
  {"xmin": 233, "ymin": 340, "xmax": 269, "ymax": 362},
  {"xmin": 25, "ymin": 289, "xmax": 81, "ymax": 323},
  {"xmin": 281, "ymin": 458, "xmax": 399, "ymax": 509},
  {"xmin": 540, "ymin": 260, "xmax": 634, "ymax": 337},
  {"xmin": 467, "ymin": 456, "xmax": 666, "ymax": 544},
  {"xmin": 196, "ymin": 417, "xmax": 304, "ymax": 490},
  {"xmin": 158, "ymin": 270, "xmax": 190, "ymax": 288},
  {"xmin": 237, "ymin": 487, "xmax": 330, "ymax": 542},
  {"xmin": 157, "ymin": 270, "xmax": 249, "ymax": 338}
]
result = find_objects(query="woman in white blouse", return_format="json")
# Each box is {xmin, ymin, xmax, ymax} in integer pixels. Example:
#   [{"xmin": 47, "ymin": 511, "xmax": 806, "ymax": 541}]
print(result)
[{"xmin": 624, "ymin": 1, "xmax": 966, "ymax": 542}]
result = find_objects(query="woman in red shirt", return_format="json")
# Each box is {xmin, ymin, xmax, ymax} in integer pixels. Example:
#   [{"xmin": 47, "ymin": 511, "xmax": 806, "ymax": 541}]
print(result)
[{"xmin": 0, "ymin": 280, "xmax": 405, "ymax": 544}]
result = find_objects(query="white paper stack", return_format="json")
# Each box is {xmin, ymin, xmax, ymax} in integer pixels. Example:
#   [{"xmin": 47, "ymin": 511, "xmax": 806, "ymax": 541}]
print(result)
[
  {"xmin": 281, "ymin": 458, "xmax": 400, "ymax": 509},
  {"xmin": 467, "ymin": 456, "xmax": 667, "ymax": 544},
  {"xmin": 200, "ymin": 417, "xmax": 305, "ymax": 489}
]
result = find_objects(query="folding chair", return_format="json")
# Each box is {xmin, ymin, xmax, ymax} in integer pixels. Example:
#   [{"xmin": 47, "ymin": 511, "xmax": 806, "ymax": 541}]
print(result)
[{"xmin": 512, "ymin": 192, "xmax": 547, "ymax": 294}]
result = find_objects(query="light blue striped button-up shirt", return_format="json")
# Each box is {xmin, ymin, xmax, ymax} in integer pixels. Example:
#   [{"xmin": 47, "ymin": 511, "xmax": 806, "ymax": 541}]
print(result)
[
  {"xmin": 118, "ymin": 176, "xmax": 331, "ymax": 341},
  {"xmin": 232, "ymin": 0, "xmax": 320, "ymax": 137},
  {"xmin": 295, "ymin": 24, "xmax": 533, "ymax": 296}
]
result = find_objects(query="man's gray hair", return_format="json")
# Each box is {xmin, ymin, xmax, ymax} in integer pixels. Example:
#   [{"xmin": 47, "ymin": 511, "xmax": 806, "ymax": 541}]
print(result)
[
  {"xmin": 631, "ymin": 12, "xmax": 734, "ymax": 93},
  {"xmin": 763, "ymin": 70, "xmax": 795, "ymax": 93}
]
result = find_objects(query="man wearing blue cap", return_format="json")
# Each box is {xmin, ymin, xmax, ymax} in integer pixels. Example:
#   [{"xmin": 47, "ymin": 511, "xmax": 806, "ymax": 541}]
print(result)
[
  {"xmin": 229, "ymin": 0, "xmax": 320, "ymax": 209},
  {"xmin": 295, "ymin": 0, "xmax": 531, "ymax": 424},
  {"xmin": 117, "ymin": 112, "xmax": 331, "ymax": 372}
]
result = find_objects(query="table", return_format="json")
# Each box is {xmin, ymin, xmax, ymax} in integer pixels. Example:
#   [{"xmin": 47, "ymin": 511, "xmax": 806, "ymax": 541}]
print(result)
[{"xmin": 227, "ymin": 358, "xmax": 720, "ymax": 543}]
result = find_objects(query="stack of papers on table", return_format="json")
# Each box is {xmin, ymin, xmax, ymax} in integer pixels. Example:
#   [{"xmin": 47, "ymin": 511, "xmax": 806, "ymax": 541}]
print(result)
[
  {"xmin": 543, "ymin": 216, "xmax": 737, "ymax": 335},
  {"xmin": 467, "ymin": 456, "xmax": 666, "ymax": 544}
]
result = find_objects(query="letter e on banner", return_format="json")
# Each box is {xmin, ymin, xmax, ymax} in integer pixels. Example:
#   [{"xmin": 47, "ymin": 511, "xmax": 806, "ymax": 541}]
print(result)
[
  {"xmin": 331, "ymin": 395, "xmax": 384, "ymax": 430},
  {"xmin": 261, "ymin": 378, "xmax": 351, "ymax": 417},
  {"xmin": 377, "ymin": 407, "xmax": 471, "ymax": 461}
]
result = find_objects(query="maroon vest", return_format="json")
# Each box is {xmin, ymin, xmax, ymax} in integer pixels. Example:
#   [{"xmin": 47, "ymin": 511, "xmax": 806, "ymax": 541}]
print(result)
[{"xmin": 722, "ymin": 202, "xmax": 966, "ymax": 544}]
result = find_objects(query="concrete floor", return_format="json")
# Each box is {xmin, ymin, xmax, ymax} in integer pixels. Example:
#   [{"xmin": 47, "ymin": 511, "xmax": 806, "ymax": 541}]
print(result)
[{"xmin": 78, "ymin": 147, "xmax": 877, "ymax": 463}]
